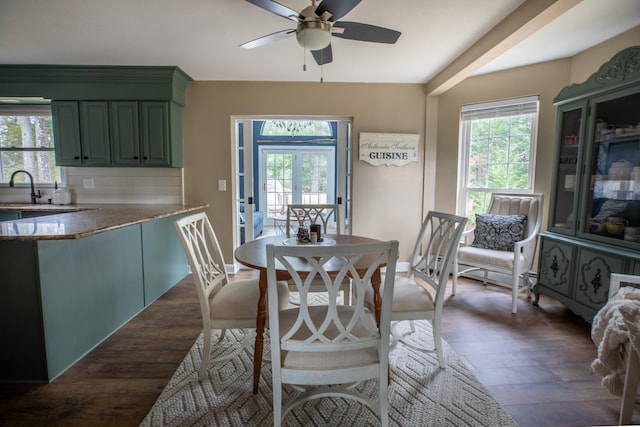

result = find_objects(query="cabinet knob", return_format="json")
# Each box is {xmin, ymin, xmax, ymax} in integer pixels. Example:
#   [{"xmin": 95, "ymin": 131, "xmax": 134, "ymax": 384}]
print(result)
[
  {"xmin": 143, "ymin": 156, "xmax": 148, "ymax": 160},
  {"xmin": 74, "ymin": 156, "xmax": 80, "ymax": 159},
  {"xmin": 133, "ymin": 156, "xmax": 139, "ymax": 160},
  {"xmin": 83, "ymin": 156, "xmax": 89, "ymax": 160}
]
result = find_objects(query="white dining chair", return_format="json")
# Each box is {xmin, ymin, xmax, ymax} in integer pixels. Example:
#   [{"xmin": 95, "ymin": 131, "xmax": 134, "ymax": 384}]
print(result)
[
  {"xmin": 174, "ymin": 212, "xmax": 289, "ymax": 381},
  {"xmin": 372, "ymin": 211, "xmax": 467, "ymax": 368},
  {"xmin": 266, "ymin": 240, "xmax": 399, "ymax": 426},
  {"xmin": 284, "ymin": 203, "xmax": 350, "ymax": 303},
  {"xmin": 285, "ymin": 203, "xmax": 342, "ymax": 236}
]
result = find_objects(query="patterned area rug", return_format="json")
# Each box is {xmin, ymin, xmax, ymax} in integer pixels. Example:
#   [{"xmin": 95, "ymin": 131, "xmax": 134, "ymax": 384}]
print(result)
[{"xmin": 140, "ymin": 320, "xmax": 518, "ymax": 426}]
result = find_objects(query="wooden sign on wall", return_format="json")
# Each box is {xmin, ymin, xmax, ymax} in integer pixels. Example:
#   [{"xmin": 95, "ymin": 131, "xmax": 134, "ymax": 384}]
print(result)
[{"xmin": 359, "ymin": 132, "xmax": 420, "ymax": 166}]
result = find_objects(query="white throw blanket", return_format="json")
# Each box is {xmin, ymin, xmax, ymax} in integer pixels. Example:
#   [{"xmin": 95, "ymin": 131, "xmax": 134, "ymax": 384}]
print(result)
[{"xmin": 591, "ymin": 286, "xmax": 640, "ymax": 395}]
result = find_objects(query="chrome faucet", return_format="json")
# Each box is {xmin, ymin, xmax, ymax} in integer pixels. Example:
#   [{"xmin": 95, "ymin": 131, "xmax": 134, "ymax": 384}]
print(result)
[{"xmin": 9, "ymin": 170, "xmax": 42, "ymax": 204}]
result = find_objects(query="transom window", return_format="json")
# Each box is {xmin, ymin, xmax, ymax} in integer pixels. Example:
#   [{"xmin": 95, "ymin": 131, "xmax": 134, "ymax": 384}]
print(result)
[
  {"xmin": 458, "ymin": 96, "xmax": 539, "ymax": 224},
  {"xmin": 261, "ymin": 120, "xmax": 332, "ymax": 137},
  {"xmin": 0, "ymin": 104, "xmax": 61, "ymax": 185}
]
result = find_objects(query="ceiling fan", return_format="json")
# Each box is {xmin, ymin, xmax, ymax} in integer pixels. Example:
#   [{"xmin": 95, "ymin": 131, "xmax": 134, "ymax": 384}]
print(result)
[{"xmin": 240, "ymin": 0, "xmax": 401, "ymax": 66}]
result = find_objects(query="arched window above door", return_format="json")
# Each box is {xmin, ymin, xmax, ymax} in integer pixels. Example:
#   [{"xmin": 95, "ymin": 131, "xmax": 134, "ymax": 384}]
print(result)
[{"xmin": 260, "ymin": 120, "xmax": 333, "ymax": 137}]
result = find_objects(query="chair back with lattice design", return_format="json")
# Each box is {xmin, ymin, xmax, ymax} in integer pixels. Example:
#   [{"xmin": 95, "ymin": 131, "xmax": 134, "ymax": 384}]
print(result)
[
  {"xmin": 265, "ymin": 240, "xmax": 398, "ymax": 425},
  {"xmin": 409, "ymin": 211, "xmax": 467, "ymax": 311},
  {"xmin": 174, "ymin": 212, "xmax": 228, "ymax": 328},
  {"xmin": 285, "ymin": 204, "xmax": 341, "ymax": 236}
]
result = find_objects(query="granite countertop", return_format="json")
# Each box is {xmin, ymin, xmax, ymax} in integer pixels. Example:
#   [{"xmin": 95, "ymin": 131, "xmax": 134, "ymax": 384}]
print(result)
[{"xmin": 0, "ymin": 203, "xmax": 208, "ymax": 241}]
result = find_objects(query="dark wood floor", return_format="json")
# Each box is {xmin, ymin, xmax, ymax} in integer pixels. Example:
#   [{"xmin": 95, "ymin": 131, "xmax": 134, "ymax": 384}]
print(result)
[{"xmin": 0, "ymin": 273, "xmax": 631, "ymax": 427}]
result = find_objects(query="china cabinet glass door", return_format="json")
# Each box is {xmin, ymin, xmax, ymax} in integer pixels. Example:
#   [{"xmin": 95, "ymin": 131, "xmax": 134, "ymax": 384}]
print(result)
[
  {"xmin": 580, "ymin": 88, "xmax": 640, "ymax": 247},
  {"xmin": 550, "ymin": 103, "xmax": 585, "ymax": 232}
]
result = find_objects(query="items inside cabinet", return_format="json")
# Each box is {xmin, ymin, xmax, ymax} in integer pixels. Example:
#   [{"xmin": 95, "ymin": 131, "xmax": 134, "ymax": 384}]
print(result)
[
  {"xmin": 586, "ymin": 91, "xmax": 640, "ymax": 243},
  {"xmin": 553, "ymin": 107, "xmax": 582, "ymax": 229}
]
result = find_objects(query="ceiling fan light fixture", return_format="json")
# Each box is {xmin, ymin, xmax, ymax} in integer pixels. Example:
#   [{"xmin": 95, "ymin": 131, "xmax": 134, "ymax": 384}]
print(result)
[{"xmin": 296, "ymin": 21, "xmax": 331, "ymax": 51}]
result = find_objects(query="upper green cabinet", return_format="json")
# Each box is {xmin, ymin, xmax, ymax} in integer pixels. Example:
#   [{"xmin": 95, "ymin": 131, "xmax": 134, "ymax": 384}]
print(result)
[
  {"xmin": 110, "ymin": 101, "xmax": 177, "ymax": 166},
  {"xmin": 51, "ymin": 101, "xmax": 82, "ymax": 166},
  {"xmin": 1, "ymin": 65, "xmax": 192, "ymax": 168},
  {"xmin": 110, "ymin": 101, "xmax": 140, "ymax": 166},
  {"xmin": 53, "ymin": 100, "xmax": 182, "ymax": 167},
  {"xmin": 80, "ymin": 101, "xmax": 111, "ymax": 166}
]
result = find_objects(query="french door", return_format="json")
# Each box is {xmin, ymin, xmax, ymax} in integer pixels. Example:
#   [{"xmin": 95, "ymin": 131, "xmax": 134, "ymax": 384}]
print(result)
[
  {"xmin": 233, "ymin": 117, "xmax": 351, "ymax": 250},
  {"xmin": 259, "ymin": 147, "xmax": 336, "ymax": 220}
]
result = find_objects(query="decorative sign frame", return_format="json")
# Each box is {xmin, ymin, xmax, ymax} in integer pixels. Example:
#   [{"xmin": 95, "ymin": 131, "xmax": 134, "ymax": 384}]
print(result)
[{"xmin": 359, "ymin": 132, "xmax": 420, "ymax": 166}]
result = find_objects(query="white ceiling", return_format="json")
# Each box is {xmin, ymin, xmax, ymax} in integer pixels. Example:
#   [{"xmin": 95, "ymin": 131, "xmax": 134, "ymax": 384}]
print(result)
[{"xmin": 0, "ymin": 0, "xmax": 638, "ymax": 84}]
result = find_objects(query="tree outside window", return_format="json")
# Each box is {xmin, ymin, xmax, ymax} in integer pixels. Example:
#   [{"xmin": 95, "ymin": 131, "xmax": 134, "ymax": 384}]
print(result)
[
  {"xmin": 0, "ymin": 105, "xmax": 61, "ymax": 184},
  {"xmin": 459, "ymin": 97, "xmax": 538, "ymax": 226}
]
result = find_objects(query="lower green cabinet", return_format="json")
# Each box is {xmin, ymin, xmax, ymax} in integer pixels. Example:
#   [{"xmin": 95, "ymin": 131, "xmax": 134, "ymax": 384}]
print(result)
[
  {"xmin": 0, "ymin": 213, "xmax": 188, "ymax": 382},
  {"xmin": 535, "ymin": 232, "xmax": 640, "ymax": 322}
]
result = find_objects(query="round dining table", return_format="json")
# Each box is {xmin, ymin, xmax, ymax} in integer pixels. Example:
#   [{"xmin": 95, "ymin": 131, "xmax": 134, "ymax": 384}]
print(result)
[{"xmin": 234, "ymin": 234, "xmax": 385, "ymax": 394}]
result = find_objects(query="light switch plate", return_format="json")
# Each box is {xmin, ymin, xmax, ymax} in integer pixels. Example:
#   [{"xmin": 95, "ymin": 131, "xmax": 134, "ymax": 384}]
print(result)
[
  {"xmin": 83, "ymin": 179, "xmax": 94, "ymax": 189},
  {"xmin": 218, "ymin": 179, "xmax": 226, "ymax": 191}
]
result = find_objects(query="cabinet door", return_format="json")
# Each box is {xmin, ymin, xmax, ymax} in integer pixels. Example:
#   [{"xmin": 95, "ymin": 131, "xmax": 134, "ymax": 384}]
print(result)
[
  {"xmin": 79, "ymin": 101, "xmax": 111, "ymax": 166},
  {"xmin": 549, "ymin": 102, "xmax": 586, "ymax": 233},
  {"xmin": 538, "ymin": 237, "xmax": 574, "ymax": 297},
  {"xmin": 110, "ymin": 101, "xmax": 141, "ymax": 166},
  {"xmin": 140, "ymin": 101, "xmax": 171, "ymax": 167},
  {"xmin": 0, "ymin": 211, "xmax": 21, "ymax": 221},
  {"xmin": 52, "ymin": 101, "xmax": 82, "ymax": 166},
  {"xmin": 574, "ymin": 248, "xmax": 626, "ymax": 310},
  {"xmin": 580, "ymin": 87, "xmax": 640, "ymax": 249}
]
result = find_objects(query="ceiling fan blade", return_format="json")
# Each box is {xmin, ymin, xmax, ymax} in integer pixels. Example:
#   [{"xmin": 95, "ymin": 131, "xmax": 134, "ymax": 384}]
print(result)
[
  {"xmin": 315, "ymin": 0, "xmax": 361, "ymax": 22},
  {"xmin": 244, "ymin": 0, "xmax": 301, "ymax": 21},
  {"xmin": 240, "ymin": 29, "xmax": 295, "ymax": 49},
  {"xmin": 311, "ymin": 45, "xmax": 333, "ymax": 65},
  {"xmin": 333, "ymin": 21, "xmax": 401, "ymax": 44}
]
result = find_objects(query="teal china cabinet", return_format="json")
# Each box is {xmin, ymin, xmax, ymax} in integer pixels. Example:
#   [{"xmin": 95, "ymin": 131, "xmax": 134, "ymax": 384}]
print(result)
[{"xmin": 534, "ymin": 46, "xmax": 640, "ymax": 323}]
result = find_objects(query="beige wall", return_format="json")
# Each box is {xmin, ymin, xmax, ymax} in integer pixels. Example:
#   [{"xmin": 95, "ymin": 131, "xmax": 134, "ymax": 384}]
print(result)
[
  {"xmin": 180, "ymin": 26, "xmax": 639, "ymax": 264},
  {"xmin": 434, "ymin": 26, "xmax": 640, "ymax": 232},
  {"xmin": 182, "ymin": 82, "xmax": 426, "ymax": 262},
  {"xmin": 434, "ymin": 59, "xmax": 571, "ymax": 231}
]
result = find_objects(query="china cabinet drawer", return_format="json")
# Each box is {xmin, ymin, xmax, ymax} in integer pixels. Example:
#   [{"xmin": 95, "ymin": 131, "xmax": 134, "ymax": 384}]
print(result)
[
  {"xmin": 538, "ymin": 238, "xmax": 574, "ymax": 297},
  {"xmin": 573, "ymin": 248, "xmax": 626, "ymax": 311}
]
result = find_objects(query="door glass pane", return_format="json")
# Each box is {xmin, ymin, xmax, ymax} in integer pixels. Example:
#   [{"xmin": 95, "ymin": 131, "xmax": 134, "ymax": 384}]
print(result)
[
  {"xmin": 301, "ymin": 152, "xmax": 328, "ymax": 204},
  {"xmin": 266, "ymin": 152, "xmax": 292, "ymax": 217},
  {"xmin": 584, "ymin": 91, "xmax": 640, "ymax": 241}
]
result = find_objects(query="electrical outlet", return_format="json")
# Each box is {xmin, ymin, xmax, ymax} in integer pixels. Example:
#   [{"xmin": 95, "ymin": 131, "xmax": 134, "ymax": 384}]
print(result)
[{"xmin": 83, "ymin": 179, "xmax": 94, "ymax": 189}]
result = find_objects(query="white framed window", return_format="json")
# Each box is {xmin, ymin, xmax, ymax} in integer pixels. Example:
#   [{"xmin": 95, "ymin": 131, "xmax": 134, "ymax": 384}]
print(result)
[
  {"xmin": 458, "ymin": 96, "xmax": 539, "ymax": 225},
  {"xmin": 0, "ymin": 103, "xmax": 61, "ymax": 185}
]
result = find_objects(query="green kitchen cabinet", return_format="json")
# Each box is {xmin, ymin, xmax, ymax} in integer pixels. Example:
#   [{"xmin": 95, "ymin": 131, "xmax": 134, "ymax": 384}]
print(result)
[
  {"xmin": 79, "ymin": 101, "xmax": 111, "ymax": 165},
  {"xmin": 0, "ymin": 211, "xmax": 21, "ymax": 221},
  {"xmin": 52, "ymin": 101, "xmax": 82, "ymax": 166},
  {"xmin": 52, "ymin": 101, "xmax": 111, "ymax": 166},
  {"xmin": 0, "ymin": 213, "xmax": 188, "ymax": 382},
  {"xmin": 110, "ymin": 101, "xmax": 182, "ymax": 167},
  {"xmin": 13, "ymin": 65, "xmax": 192, "ymax": 168},
  {"xmin": 109, "ymin": 101, "xmax": 140, "ymax": 166},
  {"xmin": 534, "ymin": 46, "xmax": 640, "ymax": 323}
]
